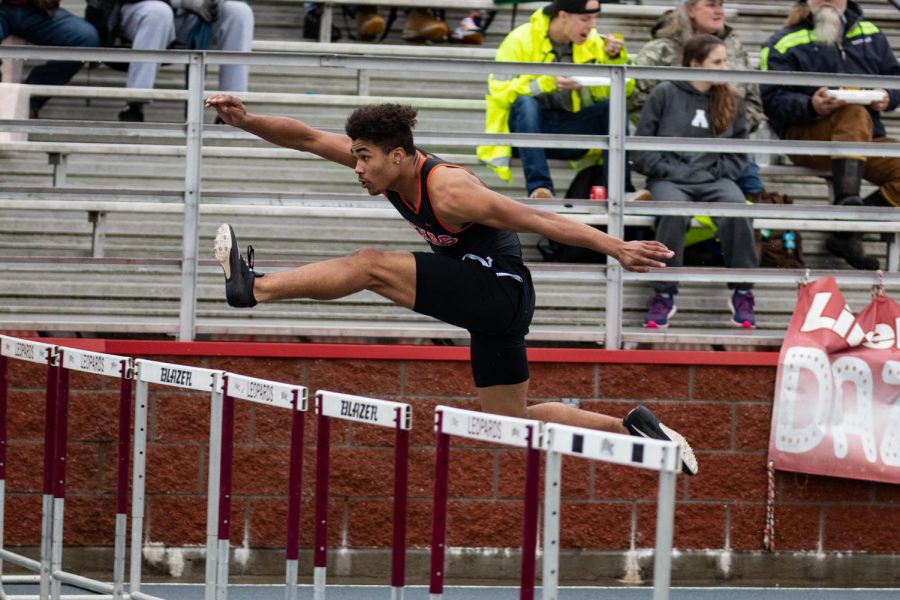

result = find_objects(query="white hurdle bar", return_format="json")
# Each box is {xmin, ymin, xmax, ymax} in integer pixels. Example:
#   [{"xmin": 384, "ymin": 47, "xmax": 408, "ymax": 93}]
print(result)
[
  {"xmin": 429, "ymin": 406, "xmax": 543, "ymax": 600},
  {"xmin": 132, "ymin": 359, "xmax": 223, "ymax": 600},
  {"xmin": 313, "ymin": 391, "xmax": 412, "ymax": 600},
  {"xmin": 541, "ymin": 423, "xmax": 680, "ymax": 600},
  {"xmin": 211, "ymin": 373, "xmax": 308, "ymax": 600}
]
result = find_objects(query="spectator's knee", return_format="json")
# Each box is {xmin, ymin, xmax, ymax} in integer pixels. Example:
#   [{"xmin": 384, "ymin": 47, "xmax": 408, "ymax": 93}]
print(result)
[
  {"xmin": 832, "ymin": 104, "xmax": 874, "ymax": 138},
  {"xmin": 140, "ymin": 1, "xmax": 177, "ymax": 29},
  {"xmin": 224, "ymin": 0, "xmax": 254, "ymax": 26}
]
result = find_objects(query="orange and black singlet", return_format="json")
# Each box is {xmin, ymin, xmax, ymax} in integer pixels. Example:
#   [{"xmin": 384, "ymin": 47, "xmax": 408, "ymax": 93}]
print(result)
[{"xmin": 384, "ymin": 150, "xmax": 522, "ymax": 259}]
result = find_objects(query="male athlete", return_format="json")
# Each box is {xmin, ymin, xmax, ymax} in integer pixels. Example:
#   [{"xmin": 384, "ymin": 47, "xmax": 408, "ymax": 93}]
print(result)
[{"xmin": 206, "ymin": 95, "xmax": 698, "ymax": 475}]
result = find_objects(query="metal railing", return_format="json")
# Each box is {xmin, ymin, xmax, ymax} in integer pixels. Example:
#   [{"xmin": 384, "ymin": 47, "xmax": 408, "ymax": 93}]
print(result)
[{"xmin": 2, "ymin": 46, "xmax": 900, "ymax": 347}]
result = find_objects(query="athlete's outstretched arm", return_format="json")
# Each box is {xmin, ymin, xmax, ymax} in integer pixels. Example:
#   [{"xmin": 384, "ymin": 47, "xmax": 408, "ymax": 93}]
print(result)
[
  {"xmin": 428, "ymin": 168, "xmax": 672, "ymax": 272},
  {"xmin": 205, "ymin": 95, "xmax": 356, "ymax": 169}
]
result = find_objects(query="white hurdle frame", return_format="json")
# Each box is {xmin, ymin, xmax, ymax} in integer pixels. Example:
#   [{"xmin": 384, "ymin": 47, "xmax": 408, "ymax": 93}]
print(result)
[
  {"xmin": 541, "ymin": 423, "xmax": 680, "ymax": 600},
  {"xmin": 208, "ymin": 372, "xmax": 308, "ymax": 600},
  {"xmin": 429, "ymin": 406, "xmax": 544, "ymax": 600},
  {"xmin": 312, "ymin": 391, "xmax": 412, "ymax": 600},
  {"xmin": 131, "ymin": 359, "xmax": 224, "ymax": 600}
]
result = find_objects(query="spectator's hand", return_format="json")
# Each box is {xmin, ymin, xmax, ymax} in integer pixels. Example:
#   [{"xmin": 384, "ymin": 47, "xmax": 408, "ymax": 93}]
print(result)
[
  {"xmin": 601, "ymin": 34, "xmax": 623, "ymax": 59},
  {"xmin": 206, "ymin": 94, "xmax": 247, "ymax": 126},
  {"xmin": 174, "ymin": 0, "xmax": 225, "ymax": 22},
  {"xmin": 870, "ymin": 89, "xmax": 890, "ymax": 112},
  {"xmin": 614, "ymin": 240, "xmax": 673, "ymax": 273},
  {"xmin": 556, "ymin": 76, "xmax": 580, "ymax": 91},
  {"xmin": 811, "ymin": 86, "xmax": 845, "ymax": 116}
]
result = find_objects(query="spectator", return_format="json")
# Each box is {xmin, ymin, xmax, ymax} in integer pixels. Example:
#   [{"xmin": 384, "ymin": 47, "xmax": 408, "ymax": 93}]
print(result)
[
  {"xmin": 0, "ymin": 0, "xmax": 99, "ymax": 117},
  {"xmin": 477, "ymin": 0, "xmax": 630, "ymax": 199},
  {"xmin": 631, "ymin": 0, "xmax": 766, "ymax": 202},
  {"xmin": 116, "ymin": 0, "xmax": 253, "ymax": 122},
  {"xmin": 634, "ymin": 33, "xmax": 758, "ymax": 329},
  {"xmin": 304, "ymin": 5, "xmax": 467, "ymax": 44},
  {"xmin": 761, "ymin": 0, "xmax": 895, "ymax": 270}
]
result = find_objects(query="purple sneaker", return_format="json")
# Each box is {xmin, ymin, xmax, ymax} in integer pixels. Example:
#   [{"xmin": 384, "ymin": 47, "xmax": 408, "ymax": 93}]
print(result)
[
  {"xmin": 729, "ymin": 290, "xmax": 756, "ymax": 329},
  {"xmin": 643, "ymin": 292, "xmax": 676, "ymax": 329}
]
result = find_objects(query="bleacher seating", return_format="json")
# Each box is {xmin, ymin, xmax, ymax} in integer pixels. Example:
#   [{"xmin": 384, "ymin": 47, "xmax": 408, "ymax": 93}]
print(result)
[{"xmin": 1, "ymin": 0, "xmax": 898, "ymax": 347}]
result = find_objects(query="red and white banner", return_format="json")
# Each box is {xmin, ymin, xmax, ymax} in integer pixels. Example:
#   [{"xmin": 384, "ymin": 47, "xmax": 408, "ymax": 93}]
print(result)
[{"xmin": 768, "ymin": 277, "xmax": 900, "ymax": 484}]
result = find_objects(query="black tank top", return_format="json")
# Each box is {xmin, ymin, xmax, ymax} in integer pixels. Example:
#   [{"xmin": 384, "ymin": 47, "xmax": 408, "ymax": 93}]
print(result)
[{"xmin": 384, "ymin": 150, "xmax": 522, "ymax": 259}]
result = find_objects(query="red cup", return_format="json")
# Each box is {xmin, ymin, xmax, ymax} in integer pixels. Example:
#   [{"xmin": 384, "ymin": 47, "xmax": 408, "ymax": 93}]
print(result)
[{"xmin": 590, "ymin": 186, "xmax": 607, "ymax": 201}]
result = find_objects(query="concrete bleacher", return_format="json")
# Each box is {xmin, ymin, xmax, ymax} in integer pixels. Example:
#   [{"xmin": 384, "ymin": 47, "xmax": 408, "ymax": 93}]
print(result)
[{"xmin": 1, "ymin": 0, "xmax": 898, "ymax": 346}]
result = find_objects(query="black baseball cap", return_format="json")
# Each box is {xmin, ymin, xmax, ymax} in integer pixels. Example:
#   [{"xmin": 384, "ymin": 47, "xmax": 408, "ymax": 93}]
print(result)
[{"xmin": 543, "ymin": 0, "xmax": 601, "ymax": 15}]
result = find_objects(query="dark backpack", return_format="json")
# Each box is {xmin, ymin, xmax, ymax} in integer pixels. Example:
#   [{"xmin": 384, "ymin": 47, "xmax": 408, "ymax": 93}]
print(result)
[
  {"xmin": 754, "ymin": 191, "xmax": 805, "ymax": 269},
  {"xmin": 84, "ymin": 0, "xmax": 122, "ymax": 47},
  {"xmin": 536, "ymin": 164, "xmax": 608, "ymax": 264}
]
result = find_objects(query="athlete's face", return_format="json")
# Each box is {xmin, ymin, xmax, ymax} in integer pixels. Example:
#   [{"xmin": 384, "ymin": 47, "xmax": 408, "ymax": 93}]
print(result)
[{"xmin": 351, "ymin": 139, "xmax": 400, "ymax": 195}]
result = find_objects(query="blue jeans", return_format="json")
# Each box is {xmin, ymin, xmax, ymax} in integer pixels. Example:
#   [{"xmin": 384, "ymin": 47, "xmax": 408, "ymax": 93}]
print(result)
[
  {"xmin": 509, "ymin": 95, "xmax": 612, "ymax": 195},
  {"xmin": 0, "ymin": 5, "xmax": 100, "ymax": 111},
  {"xmin": 735, "ymin": 155, "xmax": 764, "ymax": 196}
]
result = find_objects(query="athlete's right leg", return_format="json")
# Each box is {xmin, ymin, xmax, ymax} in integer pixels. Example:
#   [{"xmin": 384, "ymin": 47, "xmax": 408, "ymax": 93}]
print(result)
[{"xmin": 214, "ymin": 223, "xmax": 416, "ymax": 309}]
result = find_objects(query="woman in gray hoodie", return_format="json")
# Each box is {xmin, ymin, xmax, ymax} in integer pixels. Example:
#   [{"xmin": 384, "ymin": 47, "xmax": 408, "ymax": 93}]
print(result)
[{"xmin": 634, "ymin": 33, "xmax": 758, "ymax": 330}]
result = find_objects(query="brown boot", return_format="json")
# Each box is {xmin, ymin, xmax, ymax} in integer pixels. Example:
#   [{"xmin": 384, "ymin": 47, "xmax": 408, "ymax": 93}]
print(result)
[
  {"xmin": 356, "ymin": 7, "xmax": 385, "ymax": 41},
  {"xmin": 402, "ymin": 8, "xmax": 449, "ymax": 43}
]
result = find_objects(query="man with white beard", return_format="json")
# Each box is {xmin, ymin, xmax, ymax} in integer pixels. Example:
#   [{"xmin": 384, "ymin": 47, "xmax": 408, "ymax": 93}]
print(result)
[{"xmin": 760, "ymin": 0, "xmax": 899, "ymax": 271}]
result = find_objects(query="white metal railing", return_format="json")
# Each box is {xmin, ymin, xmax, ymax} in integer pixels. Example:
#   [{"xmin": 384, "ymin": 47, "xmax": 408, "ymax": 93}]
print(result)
[{"xmin": 2, "ymin": 46, "xmax": 900, "ymax": 347}]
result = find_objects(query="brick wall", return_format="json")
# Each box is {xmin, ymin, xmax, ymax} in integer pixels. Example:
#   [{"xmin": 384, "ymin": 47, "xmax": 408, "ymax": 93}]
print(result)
[{"xmin": 3, "ymin": 347, "xmax": 899, "ymax": 563}]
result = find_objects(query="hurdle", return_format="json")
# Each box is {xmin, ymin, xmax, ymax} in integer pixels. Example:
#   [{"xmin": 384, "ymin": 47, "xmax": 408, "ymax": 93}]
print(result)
[
  {"xmin": 205, "ymin": 371, "xmax": 308, "ymax": 600},
  {"xmin": 429, "ymin": 406, "xmax": 543, "ymax": 600},
  {"xmin": 0, "ymin": 336, "xmax": 167, "ymax": 600},
  {"xmin": 312, "ymin": 391, "xmax": 412, "ymax": 600},
  {"xmin": 0, "ymin": 335, "xmax": 58, "ymax": 599},
  {"xmin": 541, "ymin": 423, "xmax": 680, "ymax": 600},
  {"xmin": 130, "ymin": 359, "xmax": 225, "ymax": 600}
]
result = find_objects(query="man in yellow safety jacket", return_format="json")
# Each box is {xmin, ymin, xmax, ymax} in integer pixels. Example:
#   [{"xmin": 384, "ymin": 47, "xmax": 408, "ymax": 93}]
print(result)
[{"xmin": 477, "ymin": 0, "xmax": 632, "ymax": 199}]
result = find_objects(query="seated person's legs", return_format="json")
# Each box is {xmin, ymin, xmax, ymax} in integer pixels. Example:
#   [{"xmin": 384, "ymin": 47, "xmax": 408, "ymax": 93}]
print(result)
[
  {"xmin": 20, "ymin": 7, "xmax": 99, "ymax": 115},
  {"xmin": 509, "ymin": 95, "xmax": 554, "ymax": 197},
  {"xmin": 643, "ymin": 180, "xmax": 691, "ymax": 328},
  {"xmin": 185, "ymin": 0, "xmax": 254, "ymax": 91},
  {"xmin": 700, "ymin": 178, "xmax": 758, "ymax": 328},
  {"xmin": 863, "ymin": 139, "xmax": 900, "ymax": 208},
  {"xmin": 785, "ymin": 105, "xmax": 879, "ymax": 269},
  {"xmin": 119, "ymin": 0, "xmax": 176, "ymax": 120}
]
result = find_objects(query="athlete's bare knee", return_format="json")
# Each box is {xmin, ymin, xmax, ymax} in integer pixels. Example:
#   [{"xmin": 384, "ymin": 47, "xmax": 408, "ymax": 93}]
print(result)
[{"xmin": 348, "ymin": 247, "xmax": 395, "ymax": 288}]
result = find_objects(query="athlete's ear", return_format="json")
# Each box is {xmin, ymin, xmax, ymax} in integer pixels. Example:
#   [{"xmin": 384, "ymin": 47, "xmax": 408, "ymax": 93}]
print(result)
[{"xmin": 391, "ymin": 147, "xmax": 405, "ymax": 165}]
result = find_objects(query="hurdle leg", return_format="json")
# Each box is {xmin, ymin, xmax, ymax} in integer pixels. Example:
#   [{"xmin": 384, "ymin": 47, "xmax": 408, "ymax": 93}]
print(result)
[
  {"xmin": 0, "ymin": 355, "xmax": 7, "ymax": 599},
  {"xmin": 215, "ymin": 384, "xmax": 236, "ymax": 600},
  {"xmin": 520, "ymin": 427, "xmax": 541, "ymax": 600},
  {"xmin": 112, "ymin": 368, "xmax": 133, "ymax": 600},
  {"xmin": 541, "ymin": 448, "xmax": 562, "ymax": 600},
  {"xmin": 130, "ymin": 379, "xmax": 150, "ymax": 596},
  {"xmin": 391, "ymin": 414, "xmax": 410, "ymax": 600},
  {"xmin": 50, "ymin": 366, "xmax": 70, "ymax": 600},
  {"xmin": 652, "ymin": 449, "xmax": 678, "ymax": 600},
  {"xmin": 205, "ymin": 378, "xmax": 224, "ymax": 600},
  {"xmin": 312, "ymin": 407, "xmax": 331, "ymax": 600},
  {"xmin": 428, "ymin": 418, "xmax": 450, "ymax": 600},
  {"xmin": 284, "ymin": 395, "xmax": 305, "ymax": 600},
  {"xmin": 40, "ymin": 360, "xmax": 61, "ymax": 600}
]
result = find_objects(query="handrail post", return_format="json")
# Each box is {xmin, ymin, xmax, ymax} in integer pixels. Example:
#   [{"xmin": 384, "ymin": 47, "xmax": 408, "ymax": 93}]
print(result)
[
  {"xmin": 605, "ymin": 65, "xmax": 627, "ymax": 349},
  {"xmin": 179, "ymin": 50, "xmax": 205, "ymax": 341}
]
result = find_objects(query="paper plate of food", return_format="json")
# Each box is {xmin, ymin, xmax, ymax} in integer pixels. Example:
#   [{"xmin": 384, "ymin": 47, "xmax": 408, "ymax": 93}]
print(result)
[{"xmin": 825, "ymin": 89, "xmax": 886, "ymax": 104}]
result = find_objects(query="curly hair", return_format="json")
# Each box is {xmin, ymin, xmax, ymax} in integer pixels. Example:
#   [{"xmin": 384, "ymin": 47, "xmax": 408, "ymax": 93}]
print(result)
[
  {"xmin": 682, "ymin": 34, "xmax": 737, "ymax": 136},
  {"xmin": 344, "ymin": 103, "xmax": 418, "ymax": 154}
]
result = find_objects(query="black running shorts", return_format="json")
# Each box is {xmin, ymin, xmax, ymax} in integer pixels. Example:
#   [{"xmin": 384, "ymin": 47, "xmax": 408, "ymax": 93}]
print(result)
[{"xmin": 412, "ymin": 252, "xmax": 535, "ymax": 388}]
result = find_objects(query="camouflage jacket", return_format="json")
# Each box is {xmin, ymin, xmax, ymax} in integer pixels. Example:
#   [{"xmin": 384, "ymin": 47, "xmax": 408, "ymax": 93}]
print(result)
[{"xmin": 629, "ymin": 16, "xmax": 765, "ymax": 132}]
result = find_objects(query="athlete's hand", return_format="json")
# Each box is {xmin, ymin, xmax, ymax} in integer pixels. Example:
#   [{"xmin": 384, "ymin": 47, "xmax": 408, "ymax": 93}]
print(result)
[
  {"xmin": 205, "ymin": 94, "xmax": 248, "ymax": 126},
  {"xmin": 614, "ymin": 240, "xmax": 673, "ymax": 272}
]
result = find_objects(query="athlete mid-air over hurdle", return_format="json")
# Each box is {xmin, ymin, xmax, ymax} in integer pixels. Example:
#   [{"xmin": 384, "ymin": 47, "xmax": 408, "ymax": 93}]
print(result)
[{"xmin": 206, "ymin": 94, "xmax": 698, "ymax": 476}]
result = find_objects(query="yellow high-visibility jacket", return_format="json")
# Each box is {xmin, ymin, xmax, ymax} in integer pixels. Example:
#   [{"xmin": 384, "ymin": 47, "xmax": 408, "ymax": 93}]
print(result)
[{"xmin": 477, "ymin": 7, "xmax": 632, "ymax": 183}]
